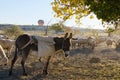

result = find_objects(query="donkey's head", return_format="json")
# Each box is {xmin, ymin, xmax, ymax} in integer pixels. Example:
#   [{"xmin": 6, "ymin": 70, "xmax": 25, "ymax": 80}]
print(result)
[{"xmin": 54, "ymin": 33, "xmax": 72, "ymax": 57}]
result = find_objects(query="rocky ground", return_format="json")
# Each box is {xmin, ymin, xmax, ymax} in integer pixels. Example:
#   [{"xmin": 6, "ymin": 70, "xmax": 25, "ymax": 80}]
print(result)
[{"xmin": 0, "ymin": 42, "xmax": 120, "ymax": 80}]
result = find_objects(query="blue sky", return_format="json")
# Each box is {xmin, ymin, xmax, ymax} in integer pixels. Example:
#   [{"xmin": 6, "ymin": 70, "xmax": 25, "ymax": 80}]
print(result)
[
  {"xmin": 0, "ymin": 0, "xmax": 105, "ymax": 29},
  {"xmin": 0, "ymin": 0, "xmax": 55, "ymax": 25}
]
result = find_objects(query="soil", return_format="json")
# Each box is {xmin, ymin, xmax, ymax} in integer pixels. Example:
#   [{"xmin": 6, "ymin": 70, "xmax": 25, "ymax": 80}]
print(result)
[{"xmin": 0, "ymin": 42, "xmax": 120, "ymax": 80}]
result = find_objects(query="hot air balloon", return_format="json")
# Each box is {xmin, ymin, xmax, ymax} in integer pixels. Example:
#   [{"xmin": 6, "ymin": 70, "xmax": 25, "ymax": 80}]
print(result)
[{"xmin": 38, "ymin": 20, "xmax": 44, "ymax": 26}]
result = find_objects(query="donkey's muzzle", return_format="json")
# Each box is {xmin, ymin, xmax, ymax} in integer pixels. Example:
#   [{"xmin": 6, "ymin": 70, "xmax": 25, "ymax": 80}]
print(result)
[{"xmin": 64, "ymin": 51, "xmax": 69, "ymax": 57}]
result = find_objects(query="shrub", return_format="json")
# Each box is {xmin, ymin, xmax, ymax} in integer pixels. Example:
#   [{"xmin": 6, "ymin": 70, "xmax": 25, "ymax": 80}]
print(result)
[{"xmin": 3, "ymin": 25, "xmax": 23, "ymax": 39}]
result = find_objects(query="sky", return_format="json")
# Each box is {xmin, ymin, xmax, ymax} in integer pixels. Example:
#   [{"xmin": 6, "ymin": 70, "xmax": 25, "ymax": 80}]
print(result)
[{"xmin": 0, "ymin": 0, "xmax": 105, "ymax": 29}]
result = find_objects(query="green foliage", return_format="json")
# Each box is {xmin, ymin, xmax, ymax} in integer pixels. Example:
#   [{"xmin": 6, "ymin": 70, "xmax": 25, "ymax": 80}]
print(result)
[
  {"xmin": 3, "ymin": 25, "xmax": 23, "ymax": 39},
  {"xmin": 105, "ymin": 27, "xmax": 115, "ymax": 36},
  {"xmin": 51, "ymin": 0, "xmax": 120, "ymax": 24},
  {"xmin": 51, "ymin": 0, "xmax": 89, "ymax": 21},
  {"xmin": 105, "ymin": 28, "xmax": 115, "ymax": 33},
  {"xmin": 49, "ymin": 23, "xmax": 63, "ymax": 33},
  {"xmin": 85, "ymin": 0, "xmax": 120, "ymax": 22}
]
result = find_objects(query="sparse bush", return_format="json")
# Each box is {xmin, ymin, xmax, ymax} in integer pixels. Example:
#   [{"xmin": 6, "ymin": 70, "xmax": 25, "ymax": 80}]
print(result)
[
  {"xmin": 3, "ymin": 25, "xmax": 23, "ymax": 39},
  {"xmin": 105, "ymin": 28, "xmax": 115, "ymax": 37},
  {"xmin": 49, "ymin": 23, "xmax": 64, "ymax": 34}
]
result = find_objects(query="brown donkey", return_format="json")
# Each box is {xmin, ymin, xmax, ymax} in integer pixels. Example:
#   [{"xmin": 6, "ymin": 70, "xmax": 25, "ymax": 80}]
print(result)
[{"xmin": 9, "ymin": 33, "xmax": 72, "ymax": 76}]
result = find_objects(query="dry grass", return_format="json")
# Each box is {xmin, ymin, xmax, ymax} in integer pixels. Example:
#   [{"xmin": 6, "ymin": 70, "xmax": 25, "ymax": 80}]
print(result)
[
  {"xmin": 0, "ymin": 31, "xmax": 120, "ymax": 80},
  {"xmin": 0, "ymin": 42, "xmax": 120, "ymax": 80}
]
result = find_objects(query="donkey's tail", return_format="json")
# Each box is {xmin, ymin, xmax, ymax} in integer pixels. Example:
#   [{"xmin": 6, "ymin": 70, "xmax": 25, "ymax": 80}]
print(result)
[
  {"xmin": 12, "ymin": 46, "xmax": 18, "ymax": 60},
  {"xmin": 12, "ymin": 43, "xmax": 20, "ymax": 60}
]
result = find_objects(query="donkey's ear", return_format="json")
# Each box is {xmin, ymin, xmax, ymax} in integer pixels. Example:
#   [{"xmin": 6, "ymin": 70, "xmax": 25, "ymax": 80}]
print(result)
[
  {"xmin": 64, "ymin": 33, "xmax": 68, "ymax": 39},
  {"xmin": 68, "ymin": 33, "xmax": 72, "ymax": 39}
]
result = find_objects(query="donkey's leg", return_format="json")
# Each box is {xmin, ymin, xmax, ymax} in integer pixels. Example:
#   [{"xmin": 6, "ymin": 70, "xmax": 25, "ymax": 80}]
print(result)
[
  {"xmin": 43, "ymin": 56, "xmax": 51, "ymax": 75},
  {"xmin": 7, "ymin": 48, "xmax": 11, "ymax": 58},
  {"xmin": 8, "ymin": 47, "xmax": 13, "ymax": 58},
  {"xmin": 0, "ymin": 45, "xmax": 8, "ymax": 65},
  {"xmin": 21, "ymin": 48, "xmax": 30, "ymax": 76},
  {"xmin": 9, "ymin": 48, "xmax": 18, "ymax": 76},
  {"xmin": 39, "ymin": 57, "xmax": 42, "ymax": 62}
]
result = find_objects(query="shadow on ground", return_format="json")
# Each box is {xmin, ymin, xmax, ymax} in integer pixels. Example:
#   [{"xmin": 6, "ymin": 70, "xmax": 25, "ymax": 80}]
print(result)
[
  {"xmin": 0, "ymin": 61, "xmax": 46, "ymax": 80},
  {"xmin": 69, "ymin": 48, "xmax": 93, "ymax": 56},
  {"xmin": 115, "ymin": 47, "xmax": 120, "ymax": 52},
  {"xmin": 101, "ymin": 49, "xmax": 113, "ymax": 53}
]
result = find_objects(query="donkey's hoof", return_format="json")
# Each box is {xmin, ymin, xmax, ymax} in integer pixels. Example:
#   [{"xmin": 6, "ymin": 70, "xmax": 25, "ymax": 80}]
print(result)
[
  {"xmin": 23, "ymin": 73, "xmax": 27, "ymax": 76},
  {"xmin": 43, "ymin": 70, "xmax": 48, "ymax": 75},
  {"xmin": 9, "ymin": 72, "xmax": 12, "ymax": 76},
  {"xmin": 4, "ymin": 63, "xmax": 7, "ymax": 66}
]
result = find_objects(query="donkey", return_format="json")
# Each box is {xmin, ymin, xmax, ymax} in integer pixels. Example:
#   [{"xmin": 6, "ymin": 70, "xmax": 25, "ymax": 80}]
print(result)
[
  {"xmin": 0, "ymin": 38, "xmax": 15, "ymax": 58},
  {"xmin": 9, "ymin": 33, "xmax": 72, "ymax": 76},
  {"xmin": 0, "ymin": 45, "xmax": 8, "ymax": 65}
]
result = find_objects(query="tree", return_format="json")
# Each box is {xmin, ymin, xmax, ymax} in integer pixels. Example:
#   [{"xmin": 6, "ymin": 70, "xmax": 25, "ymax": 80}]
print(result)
[
  {"xmin": 51, "ymin": 0, "xmax": 89, "ymax": 22},
  {"xmin": 51, "ymin": 0, "xmax": 120, "ymax": 26},
  {"xmin": 49, "ymin": 23, "xmax": 63, "ymax": 33}
]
